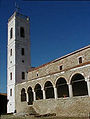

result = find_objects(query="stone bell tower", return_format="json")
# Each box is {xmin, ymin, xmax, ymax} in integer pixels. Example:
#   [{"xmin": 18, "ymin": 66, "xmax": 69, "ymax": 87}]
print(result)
[{"xmin": 7, "ymin": 12, "xmax": 31, "ymax": 113}]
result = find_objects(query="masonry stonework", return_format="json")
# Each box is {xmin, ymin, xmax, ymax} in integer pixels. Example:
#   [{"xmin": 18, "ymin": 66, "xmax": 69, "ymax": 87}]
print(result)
[{"xmin": 15, "ymin": 45, "xmax": 90, "ymax": 117}]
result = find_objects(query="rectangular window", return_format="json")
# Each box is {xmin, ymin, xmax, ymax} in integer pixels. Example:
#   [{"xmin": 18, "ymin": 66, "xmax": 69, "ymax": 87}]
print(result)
[
  {"xmin": 10, "ymin": 49, "xmax": 12, "ymax": 56},
  {"xmin": 10, "ymin": 28, "xmax": 13, "ymax": 39},
  {"xmin": 10, "ymin": 89, "xmax": 12, "ymax": 96},
  {"xmin": 10, "ymin": 72, "xmax": 12, "ymax": 80},
  {"xmin": 22, "ymin": 72, "xmax": 25, "ymax": 80},
  {"xmin": 79, "ymin": 57, "xmax": 82, "ymax": 64},
  {"xmin": 59, "ymin": 65, "xmax": 63, "ymax": 70},
  {"xmin": 22, "ymin": 60, "xmax": 24, "ymax": 63},
  {"xmin": 21, "ymin": 48, "xmax": 24, "ymax": 56}
]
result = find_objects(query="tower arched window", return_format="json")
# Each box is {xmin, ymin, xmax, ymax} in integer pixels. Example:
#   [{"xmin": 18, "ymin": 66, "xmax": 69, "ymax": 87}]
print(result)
[
  {"xmin": 20, "ymin": 27, "xmax": 25, "ymax": 38},
  {"xmin": 10, "ymin": 89, "xmax": 12, "ymax": 96},
  {"xmin": 10, "ymin": 49, "xmax": 12, "ymax": 56},
  {"xmin": 21, "ymin": 48, "xmax": 24, "ymax": 56},
  {"xmin": 10, "ymin": 72, "xmax": 12, "ymax": 80},
  {"xmin": 22, "ymin": 72, "xmax": 25, "ymax": 80},
  {"xmin": 10, "ymin": 28, "xmax": 13, "ymax": 39}
]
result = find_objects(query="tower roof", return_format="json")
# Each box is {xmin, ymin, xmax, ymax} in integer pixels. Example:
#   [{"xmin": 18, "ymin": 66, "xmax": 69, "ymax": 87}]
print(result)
[{"xmin": 8, "ymin": 11, "xmax": 29, "ymax": 22}]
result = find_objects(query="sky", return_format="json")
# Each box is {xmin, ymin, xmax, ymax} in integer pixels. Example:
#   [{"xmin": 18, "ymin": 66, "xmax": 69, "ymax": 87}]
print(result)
[{"xmin": 0, "ymin": 0, "xmax": 90, "ymax": 93}]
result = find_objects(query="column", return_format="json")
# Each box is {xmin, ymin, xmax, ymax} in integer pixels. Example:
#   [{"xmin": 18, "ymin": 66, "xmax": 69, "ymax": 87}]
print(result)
[
  {"xmin": 54, "ymin": 86, "xmax": 57, "ymax": 99},
  {"xmin": 33, "ymin": 89, "xmax": 36, "ymax": 101},
  {"xmin": 26, "ymin": 93, "xmax": 29, "ymax": 102},
  {"xmin": 42, "ymin": 88, "xmax": 46, "ymax": 99},
  {"xmin": 86, "ymin": 77, "xmax": 90, "ymax": 97},
  {"xmin": 68, "ymin": 83, "xmax": 73, "ymax": 97}
]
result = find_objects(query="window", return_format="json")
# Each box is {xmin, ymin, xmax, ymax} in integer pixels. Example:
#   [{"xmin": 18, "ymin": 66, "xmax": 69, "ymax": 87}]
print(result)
[
  {"xmin": 37, "ymin": 73, "xmax": 38, "ymax": 77},
  {"xmin": 10, "ymin": 72, "xmax": 12, "ymax": 80},
  {"xmin": 20, "ymin": 27, "xmax": 25, "ymax": 38},
  {"xmin": 22, "ymin": 72, "xmax": 25, "ymax": 80},
  {"xmin": 21, "ymin": 48, "xmax": 24, "ymax": 56},
  {"xmin": 59, "ymin": 65, "xmax": 63, "ymax": 70},
  {"xmin": 79, "ymin": 57, "xmax": 82, "ymax": 64},
  {"xmin": 10, "ymin": 49, "xmax": 12, "ymax": 56},
  {"xmin": 22, "ymin": 60, "xmax": 24, "ymax": 63},
  {"xmin": 10, "ymin": 28, "xmax": 13, "ymax": 39},
  {"xmin": 21, "ymin": 88, "xmax": 26, "ymax": 102},
  {"xmin": 10, "ymin": 89, "xmax": 12, "ymax": 96}
]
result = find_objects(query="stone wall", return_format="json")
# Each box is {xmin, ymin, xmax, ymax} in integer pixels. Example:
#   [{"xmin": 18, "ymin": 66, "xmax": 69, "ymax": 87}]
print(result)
[
  {"xmin": 33, "ymin": 96, "xmax": 90, "ymax": 117},
  {"xmin": 15, "ymin": 93, "xmax": 90, "ymax": 117},
  {"xmin": 28, "ymin": 46, "xmax": 90, "ymax": 81}
]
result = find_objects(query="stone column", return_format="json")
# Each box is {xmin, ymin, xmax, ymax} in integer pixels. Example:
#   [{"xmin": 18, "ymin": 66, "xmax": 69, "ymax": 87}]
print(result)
[
  {"xmin": 68, "ymin": 83, "xmax": 73, "ymax": 97},
  {"xmin": 42, "ymin": 88, "xmax": 46, "ymax": 99},
  {"xmin": 33, "ymin": 89, "xmax": 36, "ymax": 101},
  {"xmin": 54, "ymin": 86, "xmax": 57, "ymax": 99},
  {"xmin": 86, "ymin": 77, "xmax": 90, "ymax": 97},
  {"xmin": 26, "ymin": 93, "xmax": 29, "ymax": 102}
]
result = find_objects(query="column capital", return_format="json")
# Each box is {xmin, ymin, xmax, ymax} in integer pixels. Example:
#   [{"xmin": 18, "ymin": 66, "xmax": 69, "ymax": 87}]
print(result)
[
  {"xmin": 85, "ymin": 76, "xmax": 90, "ymax": 82},
  {"xmin": 67, "ymin": 82, "xmax": 71, "ymax": 85},
  {"xmin": 32, "ymin": 89, "xmax": 35, "ymax": 92},
  {"xmin": 41, "ymin": 87, "xmax": 43, "ymax": 90},
  {"xmin": 53, "ymin": 85, "xmax": 56, "ymax": 88},
  {"xmin": 88, "ymin": 76, "xmax": 90, "ymax": 81}
]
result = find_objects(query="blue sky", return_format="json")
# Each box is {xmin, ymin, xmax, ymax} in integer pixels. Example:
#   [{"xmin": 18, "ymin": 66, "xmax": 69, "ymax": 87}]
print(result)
[{"xmin": 0, "ymin": 0, "xmax": 90, "ymax": 93}]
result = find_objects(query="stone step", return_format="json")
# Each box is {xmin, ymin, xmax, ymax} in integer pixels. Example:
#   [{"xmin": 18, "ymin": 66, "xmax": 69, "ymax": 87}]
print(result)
[{"xmin": 25, "ymin": 106, "xmax": 38, "ymax": 115}]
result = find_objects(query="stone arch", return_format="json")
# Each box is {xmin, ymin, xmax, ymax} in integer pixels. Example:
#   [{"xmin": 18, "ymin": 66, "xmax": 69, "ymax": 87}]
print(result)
[
  {"xmin": 69, "ymin": 71, "xmax": 85, "ymax": 84},
  {"xmin": 27, "ymin": 87, "xmax": 33, "ymax": 105},
  {"xmin": 34, "ymin": 82, "xmax": 43, "ymax": 90},
  {"xmin": 55, "ymin": 76, "xmax": 68, "ymax": 85},
  {"xmin": 21, "ymin": 88, "xmax": 26, "ymax": 102},
  {"xmin": 43, "ymin": 79, "xmax": 55, "ymax": 89},
  {"xmin": 34, "ymin": 83, "xmax": 43, "ymax": 100},
  {"xmin": 70, "ymin": 73, "xmax": 88, "ymax": 96},
  {"xmin": 56, "ymin": 77, "xmax": 69, "ymax": 98},
  {"xmin": 44, "ymin": 81, "xmax": 54, "ymax": 99}
]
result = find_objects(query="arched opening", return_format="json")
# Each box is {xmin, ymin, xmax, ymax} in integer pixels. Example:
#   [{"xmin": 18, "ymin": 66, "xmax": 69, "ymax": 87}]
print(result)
[
  {"xmin": 34, "ymin": 84, "xmax": 43, "ymax": 100},
  {"xmin": 56, "ymin": 78, "xmax": 69, "ymax": 98},
  {"xmin": 27, "ymin": 87, "xmax": 33, "ymax": 105},
  {"xmin": 44, "ymin": 81, "xmax": 54, "ymax": 99},
  {"xmin": 71, "ymin": 73, "xmax": 88, "ymax": 96},
  {"xmin": 21, "ymin": 88, "xmax": 26, "ymax": 102}
]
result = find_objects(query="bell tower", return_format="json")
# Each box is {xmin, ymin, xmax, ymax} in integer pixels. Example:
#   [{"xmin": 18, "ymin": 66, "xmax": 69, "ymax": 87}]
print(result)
[{"xmin": 7, "ymin": 12, "xmax": 31, "ymax": 113}]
